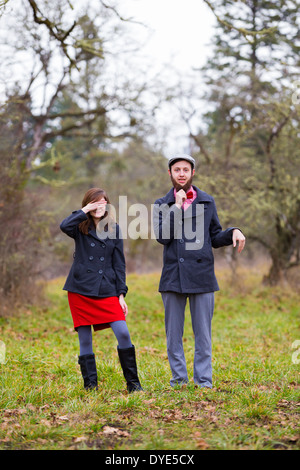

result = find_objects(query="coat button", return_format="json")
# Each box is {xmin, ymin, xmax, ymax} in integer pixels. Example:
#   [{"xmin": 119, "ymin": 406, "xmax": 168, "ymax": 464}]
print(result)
[
  {"xmin": 91, "ymin": 242, "xmax": 95, "ymax": 247},
  {"xmin": 89, "ymin": 256, "xmax": 94, "ymax": 260},
  {"xmin": 100, "ymin": 256, "xmax": 104, "ymax": 261},
  {"xmin": 179, "ymin": 239, "xmax": 184, "ymax": 244},
  {"xmin": 179, "ymin": 258, "xmax": 184, "ymax": 262},
  {"xmin": 101, "ymin": 244, "xmax": 105, "ymax": 248},
  {"xmin": 98, "ymin": 269, "xmax": 103, "ymax": 274}
]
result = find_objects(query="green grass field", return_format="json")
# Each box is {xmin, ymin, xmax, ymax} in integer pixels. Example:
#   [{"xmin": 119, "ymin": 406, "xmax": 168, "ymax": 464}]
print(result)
[{"xmin": 0, "ymin": 266, "xmax": 299, "ymax": 450}]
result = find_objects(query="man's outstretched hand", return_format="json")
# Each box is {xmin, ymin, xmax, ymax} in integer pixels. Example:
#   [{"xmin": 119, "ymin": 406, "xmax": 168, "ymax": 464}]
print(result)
[{"xmin": 232, "ymin": 229, "xmax": 246, "ymax": 253}]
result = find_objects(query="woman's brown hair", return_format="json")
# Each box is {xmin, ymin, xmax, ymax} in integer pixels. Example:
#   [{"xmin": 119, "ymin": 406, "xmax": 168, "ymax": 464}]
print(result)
[{"xmin": 79, "ymin": 188, "xmax": 115, "ymax": 235}]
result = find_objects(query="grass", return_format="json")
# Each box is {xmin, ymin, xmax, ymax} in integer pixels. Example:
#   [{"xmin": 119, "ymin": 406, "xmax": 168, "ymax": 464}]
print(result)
[{"xmin": 0, "ymin": 265, "xmax": 299, "ymax": 450}]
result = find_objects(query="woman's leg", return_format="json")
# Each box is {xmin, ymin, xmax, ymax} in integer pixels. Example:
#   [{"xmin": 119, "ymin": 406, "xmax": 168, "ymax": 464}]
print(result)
[
  {"xmin": 110, "ymin": 320, "xmax": 132, "ymax": 349},
  {"xmin": 77, "ymin": 325, "xmax": 97, "ymax": 390},
  {"xmin": 110, "ymin": 321, "xmax": 143, "ymax": 392},
  {"xmin": 77, "ymin": 325, "xmax": 93, "ymax": 355}
]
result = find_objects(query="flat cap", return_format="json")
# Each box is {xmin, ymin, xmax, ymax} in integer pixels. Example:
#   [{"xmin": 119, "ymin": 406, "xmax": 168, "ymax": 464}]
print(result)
[{"xmin": 168, "ymin": 153, "xmax": 195, "ymax": 170}]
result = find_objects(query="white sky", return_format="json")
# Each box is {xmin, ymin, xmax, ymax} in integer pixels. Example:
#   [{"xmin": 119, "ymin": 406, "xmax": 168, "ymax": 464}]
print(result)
[
  {"xmin": 119, "ymin": 0, "xmax": 216, "ymax": 70},
  {"xmin": 117, "ymin": 0, "xmax": 216, "ymax": 154}
]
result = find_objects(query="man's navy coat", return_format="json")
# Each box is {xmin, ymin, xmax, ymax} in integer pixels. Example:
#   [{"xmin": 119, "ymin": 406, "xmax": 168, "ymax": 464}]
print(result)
[
  {"xmin": 60, "ymin": 210, "xmax": 128, "ymax": 298},
  {"xmin": 153, "ymin": 186, "xmax": 236, "ymax": 294}
]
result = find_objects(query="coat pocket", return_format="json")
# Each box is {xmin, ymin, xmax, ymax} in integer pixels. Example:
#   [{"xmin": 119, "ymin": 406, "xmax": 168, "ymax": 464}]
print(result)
[
  {"xmin": 73, "ymin": 262, "xmax": 95, "ymax": 280},
  {"xmin": 105, "ymin": 267, "xmax": 116, "ymax": 283},
  {"xmin": 73, "ymin": 262, "xmax": 83, "ymax": 280}
]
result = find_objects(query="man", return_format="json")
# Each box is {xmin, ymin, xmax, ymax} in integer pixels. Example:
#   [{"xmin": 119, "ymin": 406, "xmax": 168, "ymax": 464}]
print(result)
[{"xmin": 153, "ymin": 154, "xmax": 245, "ymax": 388}]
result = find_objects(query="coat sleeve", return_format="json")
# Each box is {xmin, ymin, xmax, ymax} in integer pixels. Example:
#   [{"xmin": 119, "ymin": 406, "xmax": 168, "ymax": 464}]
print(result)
[
  {"xmin": 209, "ymin": 199, "xmax": 237, "ymax": 248},
  {"xmin": 152, "ymin": 200, "xmax": 182, "ymax": 245},
  {"xmin": 60, "ymin": 210, "xmax": 88, "ymax": 239},
  {"xmin": 112, "ymin": 226, "xmax": 128, "ymax": 297}
]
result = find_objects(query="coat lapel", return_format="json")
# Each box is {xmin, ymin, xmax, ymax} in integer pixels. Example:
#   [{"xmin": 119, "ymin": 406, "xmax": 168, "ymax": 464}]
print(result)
[{"xmin": 88, "ymin": 226, "xmax": 108, "ymax": 243}]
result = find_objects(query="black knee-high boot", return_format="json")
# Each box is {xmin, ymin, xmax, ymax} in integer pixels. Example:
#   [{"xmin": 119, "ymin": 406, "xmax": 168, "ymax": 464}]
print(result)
[
  {"xmin": 78, "ymin": 354, "xmax": 98, "ymax": 390},
  {"xmin": 117, "ymin": 345, "xmax": 143, "ymax": 393}
]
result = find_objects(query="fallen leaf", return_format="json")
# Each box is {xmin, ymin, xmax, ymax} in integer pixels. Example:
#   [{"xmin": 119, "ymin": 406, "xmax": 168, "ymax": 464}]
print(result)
[
  {"xmin": 102, "ymin": 425, "xmax": 130, "ymax": 437},
  {"xmin": 39, "ymin": 419, "xmax": 52, "ymax": 427},
  {"xmin": 57, "ymin": 415, "xmax": 69, "ymax": 422},
  {"xmin": 73, "ymin": 436, "xmax": 88, "ymax": 443},
  {"xmin": 194, "ymin": 432, "xmax": 210, "ymax": 450},
  {"xmin": 3, "ymin": 408, "xmax": 27, "ymax": 417},
  {"xmin": 37, "ymin": 438, "xmax": 48, "ymax": 444},
  {"xmin": 143, "ymin": 399, "xmax": 155, "ymax": 405}
]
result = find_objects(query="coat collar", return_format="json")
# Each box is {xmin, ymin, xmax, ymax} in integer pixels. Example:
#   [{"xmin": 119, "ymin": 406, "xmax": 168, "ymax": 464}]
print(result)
[
  {"xmin": 88, "ymin": 225, "xmax": 108, "ymax": 242},
  {"xmin": 163, "ymin": 185, "xmax": 212, "ymax": 205},
  {"xmin": 88, "ymin": 222, "xmax": 119, "ymax": 242}
]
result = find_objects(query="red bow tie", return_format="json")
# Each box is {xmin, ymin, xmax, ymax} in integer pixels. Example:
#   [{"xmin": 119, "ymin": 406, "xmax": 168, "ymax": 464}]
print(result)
[{"xmin": 186, "ymin": 191, "xmax": 193, "ymax": 199}]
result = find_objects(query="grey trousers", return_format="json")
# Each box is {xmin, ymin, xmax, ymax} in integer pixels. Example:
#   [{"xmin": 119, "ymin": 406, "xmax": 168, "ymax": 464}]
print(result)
[{"xmin": 161, "ymin": 291, "xmax": 214, "ymax": 388}]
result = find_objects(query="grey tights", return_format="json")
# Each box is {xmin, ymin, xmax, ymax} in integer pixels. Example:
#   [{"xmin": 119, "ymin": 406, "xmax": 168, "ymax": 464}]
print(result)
[{"xmin": 77, "ymin": 321, "xmax": 132, "ymax": 356}]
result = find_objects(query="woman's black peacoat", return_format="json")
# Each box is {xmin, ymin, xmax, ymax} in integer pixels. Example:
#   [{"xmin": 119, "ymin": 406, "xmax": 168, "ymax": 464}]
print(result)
[{"xmin": 60, "ymin": 210, "xmax": 128, "ymax": 298}]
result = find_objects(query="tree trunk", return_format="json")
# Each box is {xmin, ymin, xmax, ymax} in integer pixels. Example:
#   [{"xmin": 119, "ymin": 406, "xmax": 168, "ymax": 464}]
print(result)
[{"xmin": 263, "ymin": 254, "xmax": 287, "ymax": 286}]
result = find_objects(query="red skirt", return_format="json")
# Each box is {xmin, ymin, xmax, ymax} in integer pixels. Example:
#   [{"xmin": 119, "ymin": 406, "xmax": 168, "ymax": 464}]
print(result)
[{"xmin": 68, "ymin": 292, "xmax": 126, "ymax": 331}]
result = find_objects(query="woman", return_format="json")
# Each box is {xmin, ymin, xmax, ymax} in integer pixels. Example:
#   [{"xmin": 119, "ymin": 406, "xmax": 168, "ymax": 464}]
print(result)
[{"xmin": 60, "ymin": 188, "xmax": 143, "ymax": 393}]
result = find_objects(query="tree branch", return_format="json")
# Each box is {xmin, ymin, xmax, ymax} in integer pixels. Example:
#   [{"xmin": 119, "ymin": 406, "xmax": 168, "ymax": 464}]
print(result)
[
  {"xmin": 189, "ymin": 132, "xmax": 211, "ymax": 164},
  {"xmin": 27, "ymin": 0, "xmax": 77, "ymax": 67},
  {"xmin": 44, "ymin": 106, "xmax": 107, "ymax": 120},
  {"xmin": 99, "ymin": 0, "xmax": 146, "ymax": 26},
  {"xmin": 266, "ymin": 112, "xmax": 291, "ymax": 182},
  {"xmin": 203, "ymin": 0, "xmax": 277, "ymax": 43}
]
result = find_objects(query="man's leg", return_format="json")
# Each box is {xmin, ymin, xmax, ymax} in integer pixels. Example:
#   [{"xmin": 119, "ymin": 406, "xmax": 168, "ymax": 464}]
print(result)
[
  {"xmin": 189, "ymin": 292, "xmax": 214, "ymax": 388},
  {"xmin": 161, "ymin": 292, "xmax": 188, "ymax": 386}
]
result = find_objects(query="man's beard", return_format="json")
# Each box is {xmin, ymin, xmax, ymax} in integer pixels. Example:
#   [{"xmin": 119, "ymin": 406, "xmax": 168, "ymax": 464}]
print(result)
[{"xmin": 170, "ymin": 174, "xmax": 194, "ymax": 193}]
